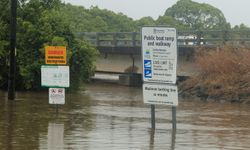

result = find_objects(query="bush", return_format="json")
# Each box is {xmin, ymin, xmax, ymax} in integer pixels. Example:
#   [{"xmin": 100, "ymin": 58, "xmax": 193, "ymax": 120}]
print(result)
[
  {"xmin": 0, "ymin": 0, "xmax": 99, "ymax": 90},
  {"xmin": 180, "ymin": 45, "xmax": 250, "ymax": 103}
]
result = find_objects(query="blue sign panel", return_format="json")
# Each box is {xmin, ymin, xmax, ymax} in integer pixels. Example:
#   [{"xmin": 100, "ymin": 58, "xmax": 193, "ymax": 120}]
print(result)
[
  {"xmin": 144, "ymin": 60, "xmax": 152, "ymax": 69},
  {"xmin": 144, "ymin": 69, "xmax": 152, "ymax": 78}
]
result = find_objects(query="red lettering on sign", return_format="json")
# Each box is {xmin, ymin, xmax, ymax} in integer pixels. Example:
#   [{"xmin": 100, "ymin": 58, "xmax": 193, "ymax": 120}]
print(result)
[{"xmin": 48, "ymin": 50, "xmax": 64, "ymax": 55}]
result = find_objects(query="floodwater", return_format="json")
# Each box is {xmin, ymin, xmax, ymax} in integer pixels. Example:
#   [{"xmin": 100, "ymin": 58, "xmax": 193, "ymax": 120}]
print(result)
[{"xmin": 0, "ymin": 83, "xmax": 250, "ymax": 150}]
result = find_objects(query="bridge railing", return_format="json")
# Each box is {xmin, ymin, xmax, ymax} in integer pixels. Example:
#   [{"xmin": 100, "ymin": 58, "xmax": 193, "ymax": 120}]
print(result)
[
  {"xmin": 76, "ymin": 30, "xmax": 250, "ymax": 47},
  {"xmin": 178, "ymin": 30, "xmax": 250, "ymax": 46},
  {"xmin": 77, "ymin": 32, "xmax": 141, "ymax": 47}
]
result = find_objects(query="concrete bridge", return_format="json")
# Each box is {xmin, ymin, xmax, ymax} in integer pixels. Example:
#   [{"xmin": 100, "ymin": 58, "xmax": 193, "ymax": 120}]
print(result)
[{"xmin": 76, "ymin": 30, "xmax": 250, "ymax": 85}]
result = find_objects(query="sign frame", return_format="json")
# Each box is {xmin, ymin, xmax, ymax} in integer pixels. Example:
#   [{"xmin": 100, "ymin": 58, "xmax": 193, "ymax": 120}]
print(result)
[
  {"xmin": 49, "ymin": 88, "xmax": 65, "ymax": 105},
  {"xmin": 41, "ymin": 65, "xmax": 70, "ymax": 88},
  {"xmin": 45, "ymin": 46, "xmax": 67, "ymax": 65},
  {"xmin": 141, "ymin": 26, "xmax": 177, "ymax": 84},
  {"xmin": 143, "ymin": 83, "xmax": 178, "ymax": 106}
]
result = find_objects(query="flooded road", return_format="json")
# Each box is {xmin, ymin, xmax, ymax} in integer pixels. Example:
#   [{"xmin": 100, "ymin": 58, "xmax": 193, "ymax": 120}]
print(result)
[{"xmin": 0, "ymin": 83, "xmax": 250, "ymax": 150}]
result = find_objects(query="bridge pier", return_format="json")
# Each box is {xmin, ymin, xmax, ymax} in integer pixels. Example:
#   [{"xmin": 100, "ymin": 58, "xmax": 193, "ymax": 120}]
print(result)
[{"xmin": 118, "ymin": 73, "xmax": 142, "ymax": 86}]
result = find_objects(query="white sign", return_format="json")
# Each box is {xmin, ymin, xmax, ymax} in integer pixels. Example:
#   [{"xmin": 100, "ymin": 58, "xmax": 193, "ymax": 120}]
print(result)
[
  {"xmin": 143, "ymin": 83, "xmax": 178, "ymax": 106},
  {"xmin": 41, "ymin": 65, "xmax": 70, "ymax": 87},
  {"xmin": 49, "ymin": 88, "xmax": 65, "ymax": 104},
  {"xmin": 142, "ymin": 27, "xmax": 177, "ymax": 84}
]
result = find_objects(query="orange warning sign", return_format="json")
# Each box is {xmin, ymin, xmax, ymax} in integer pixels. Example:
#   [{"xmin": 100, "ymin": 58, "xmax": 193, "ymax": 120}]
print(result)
[{"xmin": 45, "ymin": 46, "xmax": 66, "ymax": 65}]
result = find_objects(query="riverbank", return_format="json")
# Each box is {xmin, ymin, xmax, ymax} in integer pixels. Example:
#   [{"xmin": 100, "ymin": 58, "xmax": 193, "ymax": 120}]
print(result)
[{"xmin": 179, "ymin": 45, "xmax": 250, "ymax": 104}]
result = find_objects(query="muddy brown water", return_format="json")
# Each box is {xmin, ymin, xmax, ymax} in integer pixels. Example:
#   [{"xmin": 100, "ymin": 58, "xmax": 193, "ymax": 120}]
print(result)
[{"xmin": 0, "ymin": 83, "xmax": 250, "ymax": 150}]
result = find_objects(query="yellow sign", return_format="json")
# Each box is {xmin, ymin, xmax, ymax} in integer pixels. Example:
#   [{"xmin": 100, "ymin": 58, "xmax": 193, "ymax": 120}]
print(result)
[{"xmin": 45, "ymin": 46, "xmax": 66, "ymax": 65}]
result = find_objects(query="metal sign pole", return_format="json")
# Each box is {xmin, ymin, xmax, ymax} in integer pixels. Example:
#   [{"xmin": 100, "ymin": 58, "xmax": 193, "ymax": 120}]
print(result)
[
  {"xmin": 151, "ymin": 104, "xmax": 155, "ymax": 129},
  {"xmin": 8, "ymin": 0, "xmax": 17, "ymax": 100},
  {"xmin": 56, "ymin": 105, "xmax": 59, "ymax": 114},
  {"xmin": 172, "ymin": 106, "xmax": 176, "ymax": 130}
]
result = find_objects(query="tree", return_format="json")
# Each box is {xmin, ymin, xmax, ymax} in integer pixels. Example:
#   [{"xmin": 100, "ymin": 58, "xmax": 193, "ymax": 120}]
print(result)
[
  {"xmin": 70, "ymin": 40, "xmax": 98, "ymax": 89},
  {"xmin": 232, "ymin": 24, "xmax": 250, "ymax": 30},
  {"xmin": 88, "ymin": 6, "xmax": 136, "ymax": 32},
  {"xmin": 135, "ymin": 17, "xmax": 155, "ymax": 28},
  {"xmin": 0, "ymin": 0, "xmax": 99, "ymax": 90},
  {"xmin": 164, "ymin": 0, "xmax": 230, "ymax": 30},
  {"xmin": 231, "ymin": 24, "xmax": 250, "ymax": 43},
  {"xmin": 156, "ymin": 15, "xmax": 188, "ymax": 30},
  {"xmin": 0, "ymin": 0, "xmax": 10, "ymax": 88},
  {"xmin": 59, "ymin": 5, "xmax": 136, "ymax": 33},
  {"xmin": 58, "ymin": 4, "xmax": 94, "ymax": 32}
]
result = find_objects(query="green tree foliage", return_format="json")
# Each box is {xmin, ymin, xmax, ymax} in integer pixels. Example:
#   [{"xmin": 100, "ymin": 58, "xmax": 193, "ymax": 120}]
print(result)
[
  {"xmin": 0, "ymin": 0, "xmax": 98, "ymax": 90},
  {"xmin": 231, "ymin": 24, "xmax": 250, "ymax": 42},
  {"xmin": 164, "ymin": 0, "xmax": 230, "ymax": 30},
  {"xmin": 156, "ymin": 15, "xmax": 188, "ymax": 30},
  {"xmin": 135, "ymin": 17, "xmax": 156, "ymax": 28},
  {"xmin": 58, "ymin": 4, "xmax": 97, "ymax": 32},
  {"xmin": 88, "ymin": 6, "xmax": 136, "ymax": 32},
  {"xmin": 70, "ymin": 41, "xmax": 98, "ymax": 89},
  {"xmin": 0, "ymin": 0, "xmax": 10, "ymax": 88},
  {"xmin": 0, "ymin": 40, "xmax": 8, "ymax": 88},
  {"xmin": 59, "ymin": 4, "xmax": 136, "ymax": 33},
  {"xmin": 232, "ymin": 24, "xmax": 250, "ymax": 30}
]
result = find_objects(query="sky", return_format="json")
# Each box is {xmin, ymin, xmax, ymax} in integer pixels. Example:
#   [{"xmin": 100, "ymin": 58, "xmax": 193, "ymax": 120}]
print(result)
[{"xmin": 63, "ymin": 0, "xmax": 250, "ymax": 27}]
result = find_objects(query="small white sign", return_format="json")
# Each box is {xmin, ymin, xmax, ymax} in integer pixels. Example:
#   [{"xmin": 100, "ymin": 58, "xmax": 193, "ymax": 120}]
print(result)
[
  {"xmin": 41, "ymin": 65, "xmax": 70, "ymax": 87},
  {"xmin": 143, "ymin": 83, "xmax": 178, "ymax": 106},
  {"xmin": 49, "ymin": 88, "xmax": 65, "ymax": 104},
  {"xmin": 142, "ymin": 27, "xmax": 177, "ymax": 84}
]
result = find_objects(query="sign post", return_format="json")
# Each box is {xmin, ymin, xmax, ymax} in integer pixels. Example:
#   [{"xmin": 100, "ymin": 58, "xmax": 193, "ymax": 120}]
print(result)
[
  {"xmin": 172, "ymin": 106, "xmax": 176, "ymax": 130},
  {"xmin": 8, "ymin": 0, "xmax": 17, "ymax": 100},
  {"xmin": 151, "ymin": 105, "xmax": 155, "ymax": 129},
  {"xmin": 141, "ymin": 26, "xmax": 178, "ymax": 130}
]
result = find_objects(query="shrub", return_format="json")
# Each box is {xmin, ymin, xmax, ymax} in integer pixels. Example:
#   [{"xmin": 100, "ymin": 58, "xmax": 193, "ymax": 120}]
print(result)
[{"xmin": 180, "ymin": 45, "xmax": 250, "ymax": 103}]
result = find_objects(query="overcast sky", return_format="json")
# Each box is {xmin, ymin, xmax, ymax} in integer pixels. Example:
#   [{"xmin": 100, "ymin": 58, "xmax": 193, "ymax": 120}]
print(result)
[{"xmin": 63, "ymin": 0, "xmax": 250, "ymax": 27}]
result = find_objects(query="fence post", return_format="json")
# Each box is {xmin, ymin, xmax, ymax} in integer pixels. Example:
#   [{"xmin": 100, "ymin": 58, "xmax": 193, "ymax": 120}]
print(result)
[
  {"xmin": 113, "ymin": 33, "xmax": 117, "ymax": 47},
  {"xmin": 223, "ymin": 30, "xmax": 229, "ymax": 44},
  {"xmin": 196, "ymin": 31, "xmax": 202, "ymax": 45},
  {"xmin": 96, "ymin": 33, "xmax": 100, "ymax": 47},
  {"xmin": 132, "ymin": 32, "xmax": 137, "ymax": 47}
]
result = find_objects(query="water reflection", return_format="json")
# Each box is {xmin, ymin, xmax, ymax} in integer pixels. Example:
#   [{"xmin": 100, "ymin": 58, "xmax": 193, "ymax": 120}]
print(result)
[
  {"xmin": 171, "ymin": 130, "xmax": 176, "ymax": 150},
  {"xmin": 149, "ymin": 130, "xmax": 155, "ymax": 150},
  {"xmin": 149, "ymin": 129, "xmax": 176, "ymax": 150},
  {"xmin": 47, "ymin": 122, "xmax": 64, "ymax": 150},
  {"xmin": 6, "ymin": 102, "xmax": 14, "ymax": 150}
]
